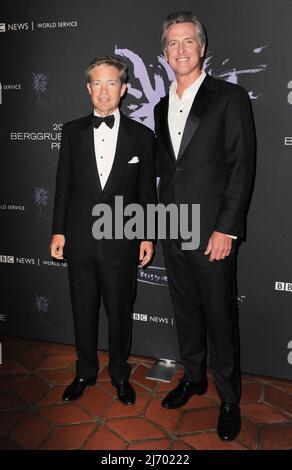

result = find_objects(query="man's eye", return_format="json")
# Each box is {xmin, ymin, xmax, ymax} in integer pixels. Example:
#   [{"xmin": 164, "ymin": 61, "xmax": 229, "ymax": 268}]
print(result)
[{"xmin": 108, "ymin": 81, "xmax": 116, "ymax": 86}]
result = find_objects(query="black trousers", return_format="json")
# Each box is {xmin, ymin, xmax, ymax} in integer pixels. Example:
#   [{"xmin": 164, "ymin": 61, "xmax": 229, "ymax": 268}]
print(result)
[
  {"xmin": 162, "ymin": 240, "xmax": 241, "ymax": 404},
  {"xmin": 67, "ymin": 243, "xmax": 136, "ymax": 383}
]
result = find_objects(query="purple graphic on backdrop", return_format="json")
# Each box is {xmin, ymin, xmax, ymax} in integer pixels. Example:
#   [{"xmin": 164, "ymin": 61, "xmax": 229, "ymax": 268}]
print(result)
[
  {"xmin": 115, "ymin": 45, "xmax": 268, "ymax": 130},
  {"xmin": 115, "ymin": 46, "xmax": 172, "ymax": 129},
  {"xmin": 33, "ymin": 187, "xmax": 49, "ymax": 214},
  {"xmin": 32, "ymin": 73, "xmax": 48, "ymax": 104},
  {"xmin": 34, "ymin": 295, "xmax": 49, "ymax": 323}
]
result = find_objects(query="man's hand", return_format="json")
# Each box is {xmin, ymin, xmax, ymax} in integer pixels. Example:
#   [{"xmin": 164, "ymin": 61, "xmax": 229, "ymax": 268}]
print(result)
[
  {"xmin": 204, "ymin": 231, "xmax": 232, "ymax": 261},
  {"xmin": 50, "ymin": 234, "xmax": 65, "ymax": 260},
  {"xmin": 139, "ymin": 241, "xmax": 154, "ymax": 267}
]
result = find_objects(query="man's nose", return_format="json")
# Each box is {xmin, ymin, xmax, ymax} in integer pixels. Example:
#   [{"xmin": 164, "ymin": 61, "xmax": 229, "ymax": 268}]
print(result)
[
  {"xmin": 100, "ymin": 82, "xmax": 108, "ymax": 93},
  {"xmin": 178, "ymin": 42, "xmax": 185, "ymax": 54}
]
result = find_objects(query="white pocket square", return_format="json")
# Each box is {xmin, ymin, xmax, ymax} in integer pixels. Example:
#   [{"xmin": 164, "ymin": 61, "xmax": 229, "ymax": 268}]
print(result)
[{"xmin": 128, "ymin": 156, "xmax": 139, "ymax": 164}]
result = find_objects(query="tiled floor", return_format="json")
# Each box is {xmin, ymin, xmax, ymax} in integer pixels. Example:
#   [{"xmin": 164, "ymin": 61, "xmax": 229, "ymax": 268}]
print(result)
[{"xmin": 1, "ymin": 335, "xmax": 292, "ymax": 450}]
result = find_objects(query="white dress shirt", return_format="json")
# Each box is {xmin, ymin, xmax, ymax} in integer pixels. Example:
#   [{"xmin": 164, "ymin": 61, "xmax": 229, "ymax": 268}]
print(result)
[
  {"xmin": 168, "ymin": 71, "xmax": 206, "ymax": 159},
  {"xmin": 93, "ymin": 108, "xmax": 120, "ymax": 189},
  {"xmin": 167, "ymin": 72, "xmax": 236, "ymax": 240}
]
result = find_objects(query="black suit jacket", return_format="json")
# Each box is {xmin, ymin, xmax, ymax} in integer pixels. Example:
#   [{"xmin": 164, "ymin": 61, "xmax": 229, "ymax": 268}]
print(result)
[
  {"xmin": 52, "ymin": 112, "xmax": 156, "ymax": 266},
  {"xmin": 154, "ymin": 74, "xmax": 256, "ymax": 252}
]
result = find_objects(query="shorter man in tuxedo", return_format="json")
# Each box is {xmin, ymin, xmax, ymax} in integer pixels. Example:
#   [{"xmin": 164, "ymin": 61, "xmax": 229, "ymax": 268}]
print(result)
[
  {"xmin": 50, "ymin": 56, "xmax": 156, "ymax": 405},
  {"xmin": 155, "ymin": 11, "xmax": 255, "ymax": 440}
]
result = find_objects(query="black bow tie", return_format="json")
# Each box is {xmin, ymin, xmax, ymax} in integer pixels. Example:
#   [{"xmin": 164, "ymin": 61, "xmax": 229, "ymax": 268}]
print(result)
[{"xmin": 91, "ymin": 114, "xmax": 115, "ymax": 129}]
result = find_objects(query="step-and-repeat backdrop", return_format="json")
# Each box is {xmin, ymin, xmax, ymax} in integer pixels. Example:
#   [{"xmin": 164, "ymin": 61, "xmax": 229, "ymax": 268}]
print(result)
[{"xmin": 1, "ymin": 0, "xmax": 291, "ymax": 379}]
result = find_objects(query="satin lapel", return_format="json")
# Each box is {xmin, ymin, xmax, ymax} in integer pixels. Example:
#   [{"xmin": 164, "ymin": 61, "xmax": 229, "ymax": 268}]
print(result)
[
  {"xmin": 177, "ymin": 79, "xmax": 214, "ymax": 160},
  {"xmin": 78, "ymin": 117, "xmax": 102, "ymax": 196},
  {"xmin": 159, "ymin": 95, "xmax": 176, "ymax": 162},
  {"xmin": 101, "ymin": 114, "xmax": 130, "ymax": 196}
]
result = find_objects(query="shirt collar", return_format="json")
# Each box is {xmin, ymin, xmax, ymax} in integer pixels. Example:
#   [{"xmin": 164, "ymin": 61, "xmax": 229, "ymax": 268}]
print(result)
[
  {"xmin": 93, "ymin": 108, "xmax": 120, "ymax": 119},
  {"xmin": 169, "ymin": 71, "xmax": 206, "ymax": 99}
]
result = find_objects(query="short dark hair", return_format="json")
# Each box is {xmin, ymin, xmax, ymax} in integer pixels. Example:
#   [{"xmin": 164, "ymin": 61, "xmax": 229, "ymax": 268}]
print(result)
[
  {"xmin": 85, "ymin": 55, "xmax": 128, "ymax": 84},
  {"xmin": 161, "ymin": 10, "xmax": 206, "ymax": 51}
]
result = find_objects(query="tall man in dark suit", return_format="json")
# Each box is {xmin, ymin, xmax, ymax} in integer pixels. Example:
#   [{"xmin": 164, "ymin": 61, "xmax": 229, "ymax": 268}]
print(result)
[
  {"xmin": 50, "ymin": 56, "xmax": 156, "ymax": 405},
  {"xmin": 155, "ymin": 11, "xmax": 255, "ymax": 441}
]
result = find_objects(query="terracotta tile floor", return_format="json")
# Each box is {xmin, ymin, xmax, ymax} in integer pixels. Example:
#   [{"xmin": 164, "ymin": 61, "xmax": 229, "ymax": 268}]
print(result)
[{"xmin": 1, "ymin": 335, "xmax": 292, "ymax": 450}]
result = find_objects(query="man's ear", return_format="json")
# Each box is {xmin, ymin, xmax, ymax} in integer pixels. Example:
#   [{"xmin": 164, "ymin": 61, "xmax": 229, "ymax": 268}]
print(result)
[
  {"xmin": 87, "ymin": 82, "xmax": 92, "ymax": 96},
  {"xmin": 200, "ymin": 45, "xmax": 205, "ymax": 58}
]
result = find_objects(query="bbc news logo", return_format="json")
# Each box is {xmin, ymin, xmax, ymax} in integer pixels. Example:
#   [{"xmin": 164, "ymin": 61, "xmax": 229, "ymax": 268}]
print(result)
[
  {"xmin": 0, "ymin": 255, "xmax": 15, "ymax": 263},
  {"xmin": 133, "ymin": 313, "xmax": 172, "ymax": 325},
  {"xmin": 275, "ymin": 281, "xmax": 292, "ymax": 292},
  {"xmin": 0, "ymin": 255, "xmax": 38, "ymax": 265},
  {"xmin": 0, "ymin": 21, "xmax": 78, "ymax": 33},
  {"xmin": 0, "ymin": 22, "xmax": 31, "ymax": 32},
  {"xmin": 133, "ymin": 313, "xmax": 148, "ymax": 322}
]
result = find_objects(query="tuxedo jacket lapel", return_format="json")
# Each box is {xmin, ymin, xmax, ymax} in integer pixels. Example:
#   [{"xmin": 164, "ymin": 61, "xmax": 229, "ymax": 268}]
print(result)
[
  {"xmin": 78, "ymin": 113, "xmax": 132, "ymax": 199},
  {"xmin": 101, "ymin": 113, "xmax": 132, "ymax": 197},
  {"xmin": 78, "ymin": 115, "xmax": 103, "ymax": 196},
  {"xmin": 177, "ymin": 77, "xmax": 214, "ymax": 160},
  {"xmin": 159, "ymin": 96, "xmax": 176, "ymax": 162}
]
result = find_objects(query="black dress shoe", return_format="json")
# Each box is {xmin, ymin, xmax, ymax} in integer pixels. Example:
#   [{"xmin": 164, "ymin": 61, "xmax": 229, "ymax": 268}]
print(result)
[
  {"xmin": 161, "ymin": 378, "xmax": 208, "ymax": 409},
  {"xmin": 112, "ymin": 380, "xmax": 136, "ymax": 405},
  {"xmin": 62, "ymin": 376, "xmax": 96, "ymax": 402},
  {"xmin": 217, "ymin": 402, "xmax": 241, "ymax": 441}
]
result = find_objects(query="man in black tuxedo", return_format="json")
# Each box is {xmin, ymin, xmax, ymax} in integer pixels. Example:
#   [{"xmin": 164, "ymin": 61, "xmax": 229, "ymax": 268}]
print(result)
[
  {"xmin": 50, "ymin": 56, "xmax": 156, "ymax": 405},
  {"xmin": 155, "ymin": 11, "xmax": 255, "ymax": 440}
]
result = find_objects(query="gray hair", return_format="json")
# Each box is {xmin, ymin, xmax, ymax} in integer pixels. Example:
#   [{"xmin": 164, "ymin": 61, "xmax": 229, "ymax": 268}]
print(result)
[
  {"xmin": 85, "ymin": 55, "xmax": 128, "ymax": 84},
  {"xmin": 161, "ymin": 10, "xmax": 206, "ymax": 51}
]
